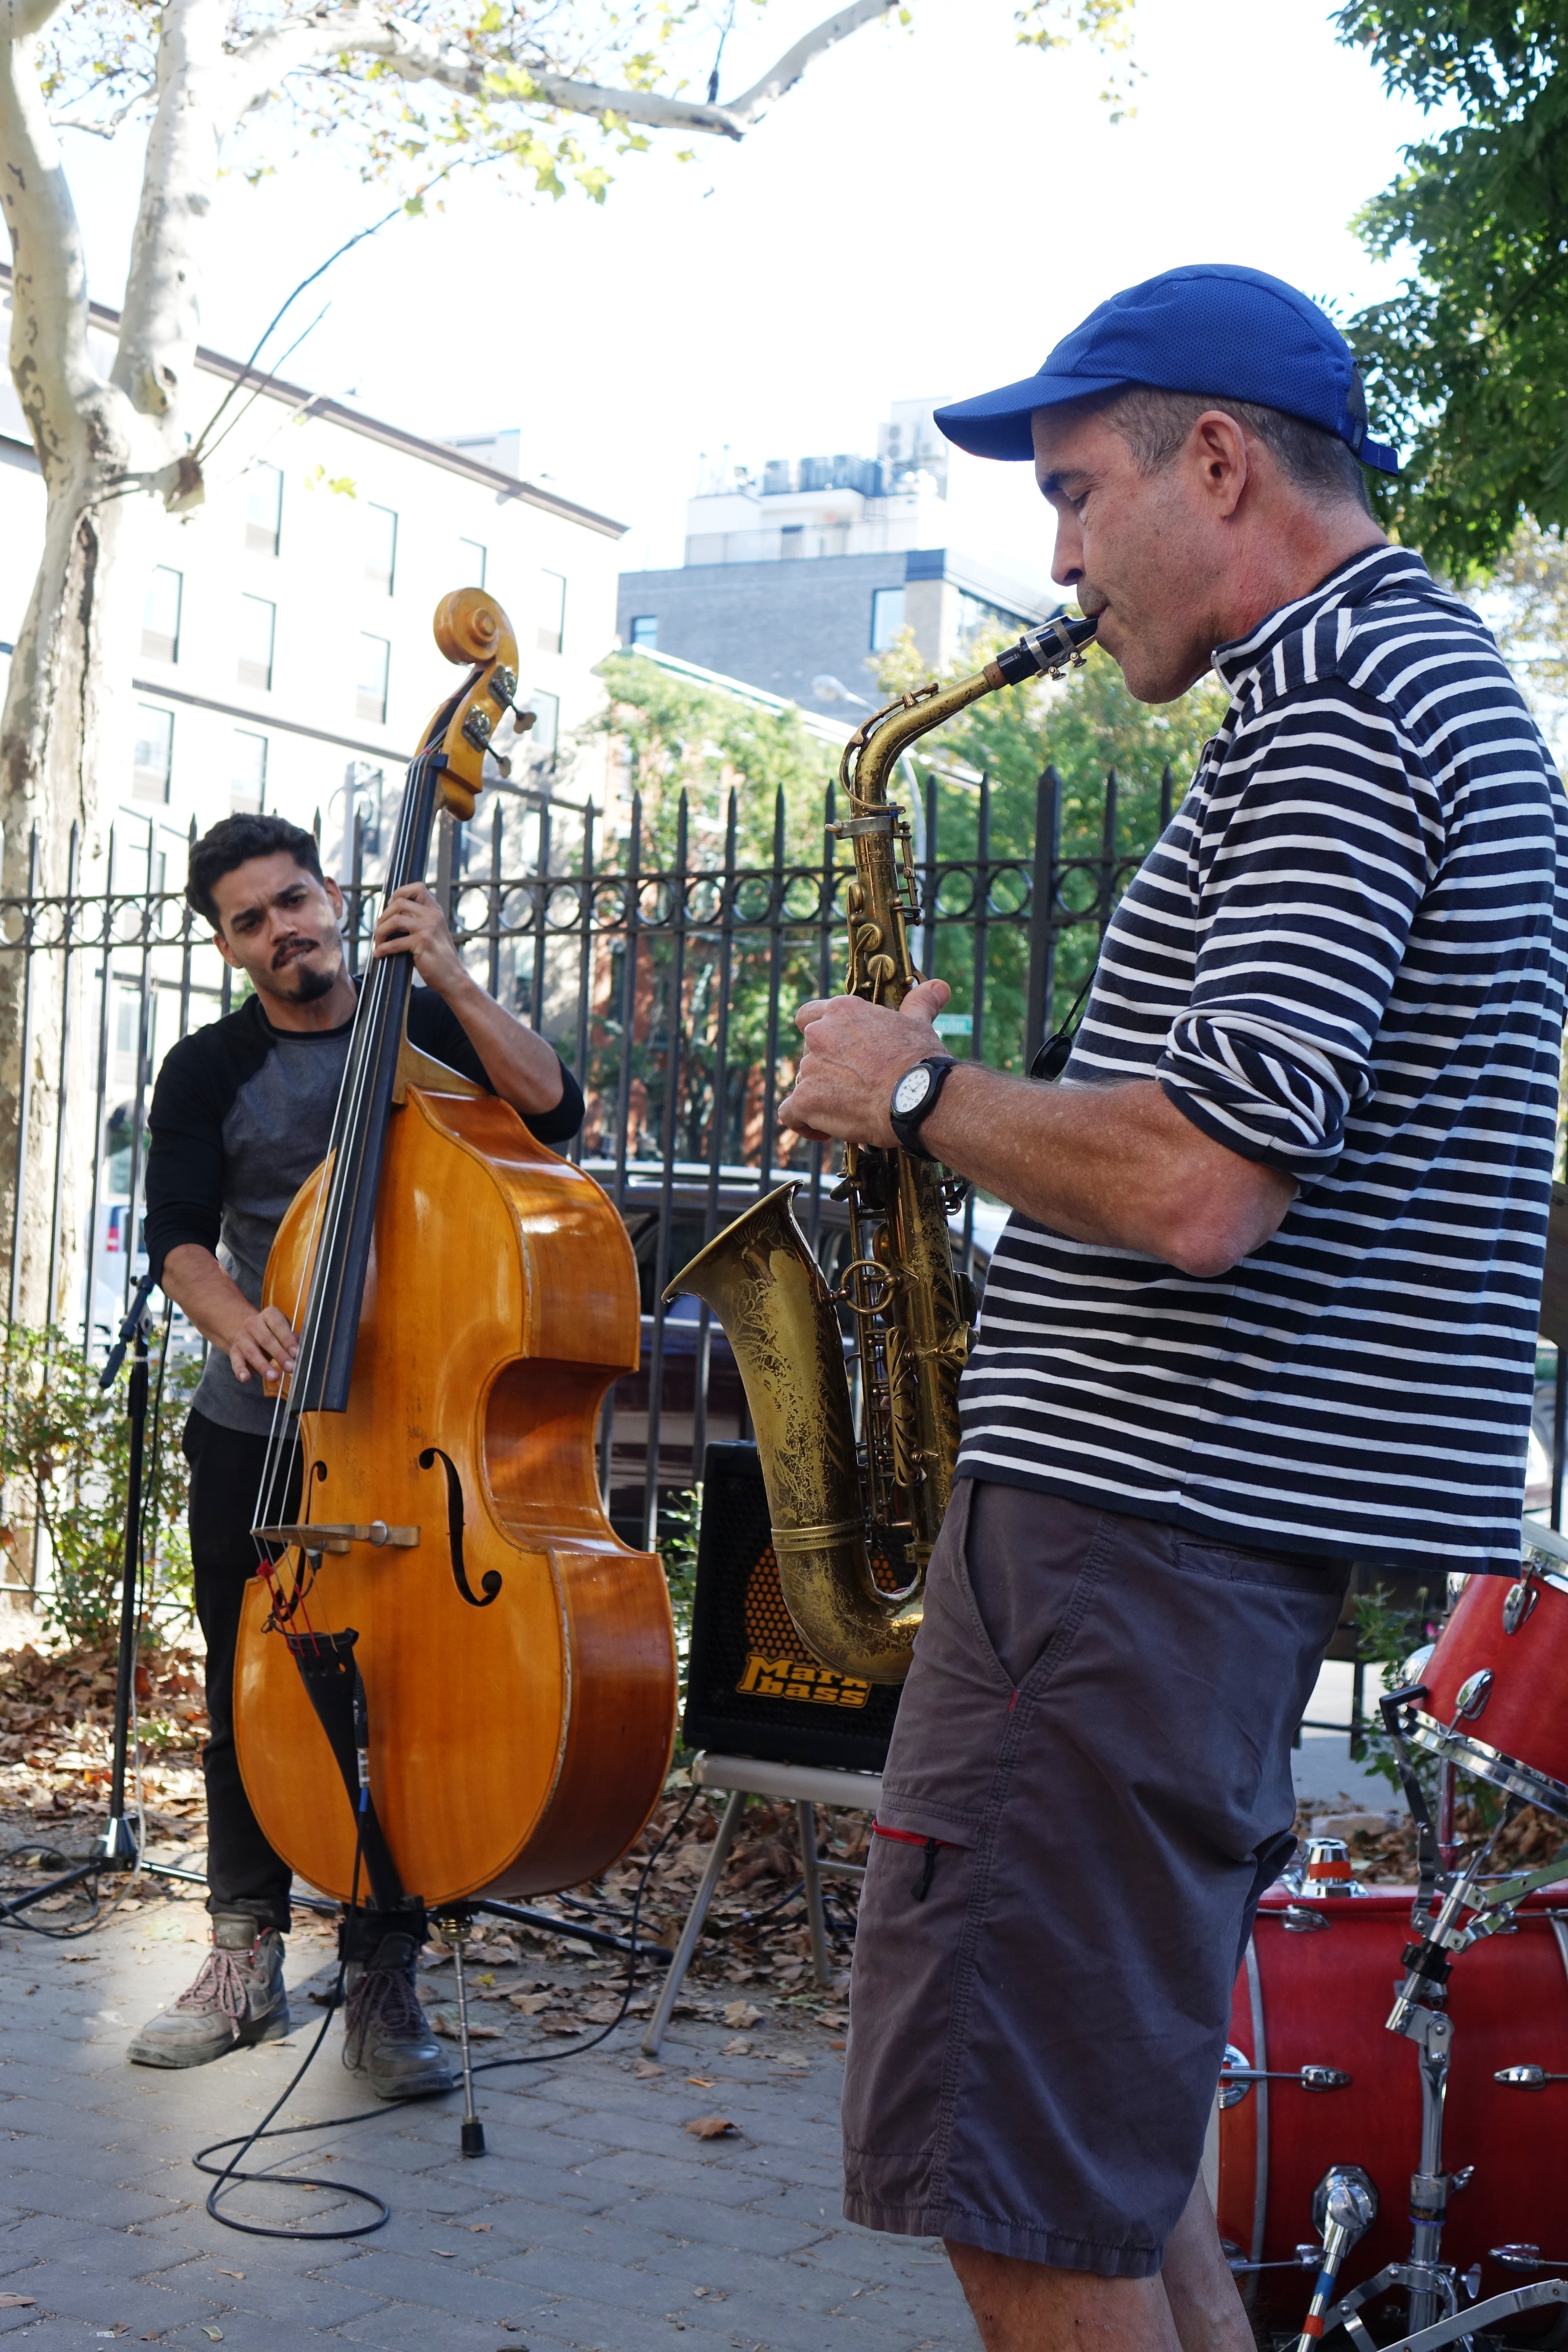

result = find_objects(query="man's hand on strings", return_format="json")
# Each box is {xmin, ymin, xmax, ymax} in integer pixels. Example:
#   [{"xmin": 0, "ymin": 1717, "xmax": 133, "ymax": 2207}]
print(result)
[
  {"xmin": 228, "ymin": 1304, "xmax": 299, "ymax": 1389},
  {"xmin": 371, "ymin": 882, "xmax": 467, "ymax": 994}
]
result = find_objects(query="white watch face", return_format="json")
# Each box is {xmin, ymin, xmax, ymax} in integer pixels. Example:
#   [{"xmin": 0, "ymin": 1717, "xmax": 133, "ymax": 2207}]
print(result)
[{"xmin": 893, "ymin": 1065, "xmax": 933, "ymax": 1117}]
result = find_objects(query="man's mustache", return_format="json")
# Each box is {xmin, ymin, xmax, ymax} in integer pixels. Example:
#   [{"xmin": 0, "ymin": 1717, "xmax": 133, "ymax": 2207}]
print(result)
[{"xmin": 271, "ymin": 935, "xmax": 322, "ymax": 970}]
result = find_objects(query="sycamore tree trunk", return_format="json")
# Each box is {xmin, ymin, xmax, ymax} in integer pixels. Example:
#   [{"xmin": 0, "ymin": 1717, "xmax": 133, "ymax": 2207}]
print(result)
[{"xmin": 0, "ymin": 0, "xmax": 172, "ymax": 1328}]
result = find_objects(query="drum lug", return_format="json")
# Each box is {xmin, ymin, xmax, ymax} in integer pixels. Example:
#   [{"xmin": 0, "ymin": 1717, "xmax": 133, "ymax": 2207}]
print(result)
[
  {"xmin": 1503, "ymin": 1577, "xmax": 1540, "ymax": 1635},
  {"xmin": 1495, "ymin": 2063, "xmax": 1568, "ymax": 2089},
  {"xmin": 1455, "ymin": 1668, "xmax": 1493, "ymax": 1720}
]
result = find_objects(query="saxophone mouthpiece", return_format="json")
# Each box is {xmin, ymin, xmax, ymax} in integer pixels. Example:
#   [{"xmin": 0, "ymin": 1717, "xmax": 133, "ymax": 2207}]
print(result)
[{"xmin": 991, "ymin": 612, "xmax": 1099, "ymax": 688}]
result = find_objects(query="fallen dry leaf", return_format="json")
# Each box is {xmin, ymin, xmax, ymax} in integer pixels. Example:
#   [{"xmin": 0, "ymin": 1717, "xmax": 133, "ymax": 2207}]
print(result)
[
  {"xmin": 721, "ymin": 2000, "xmax": 761, "ymax": 2029},
  {"xmin": 508, "ymin": 1991, "xmax": 552, "ymax": 2014},
  {"xmin": 686, "ymin": 2075, "xmax": 715, "ymax": 2087},
  {"xmin": 632, "ymin": 2058, "xmax": 663, "ymax": 2077},
  {"xmin": 683, "ymin": 2114, "xmax": 737, "ymax": 2140},
  {"xmin": 0, "ymin": 2297, "xmax": 34, "ymax": 2309},
  {"xmin": 214, "ymin": 2267, "xmax": 245, "ymax": 2278},
  {"xmin": 202, "ymin": 2332, "xmax": 224, "ymax": 2344},
  {"xmin": 429, "ymin": 2009, "xmax": 501, "ymax": 2042},
  {"xmin": 720, "ymin": 2037, "xmax": 751, "ymax": 2055}
]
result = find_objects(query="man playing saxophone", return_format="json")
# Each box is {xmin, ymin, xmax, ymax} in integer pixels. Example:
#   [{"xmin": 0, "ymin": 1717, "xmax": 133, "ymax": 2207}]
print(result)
[{"xmin": 777, "ymin": 264, "xmax": 1568, "ymax": 2352}]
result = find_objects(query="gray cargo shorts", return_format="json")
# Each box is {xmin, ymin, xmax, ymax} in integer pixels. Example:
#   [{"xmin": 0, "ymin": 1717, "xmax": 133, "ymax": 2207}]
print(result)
[{"xmin": 841, "ymin": 1476, "xmax": 1349, "ymax": 2277}]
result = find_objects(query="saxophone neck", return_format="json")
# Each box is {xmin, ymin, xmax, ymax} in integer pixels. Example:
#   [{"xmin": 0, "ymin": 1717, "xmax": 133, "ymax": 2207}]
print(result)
[{"xmin": 842, "ymin": 611, "xmax": 1098, "ymax": 810}]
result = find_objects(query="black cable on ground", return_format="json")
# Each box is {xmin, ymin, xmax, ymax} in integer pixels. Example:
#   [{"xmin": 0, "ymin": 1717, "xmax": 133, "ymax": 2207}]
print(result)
[
  {"xmin": 190, "ymin": 1785, "xmax": 701, "ymax": 2234},
  {"xmin": 194, "ymin": 1835, "xmax": 386, "ymax": 2241}
]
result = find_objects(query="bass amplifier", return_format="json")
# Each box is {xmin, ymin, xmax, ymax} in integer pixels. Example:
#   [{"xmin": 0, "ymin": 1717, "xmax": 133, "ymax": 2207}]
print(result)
[{"xmin": 682, "ymin": 1442, "xmax": 903, "ymax": 1773}]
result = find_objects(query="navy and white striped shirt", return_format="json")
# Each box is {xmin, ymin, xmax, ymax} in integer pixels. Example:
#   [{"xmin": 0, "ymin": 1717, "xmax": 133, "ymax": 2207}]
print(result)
[{"xmin": 957, "ymin": 546, "xmax": 1568, "ymax": 1572}]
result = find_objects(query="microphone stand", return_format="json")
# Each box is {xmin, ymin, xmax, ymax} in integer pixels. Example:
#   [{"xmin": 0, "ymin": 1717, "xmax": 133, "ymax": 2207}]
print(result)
[{"xmin": 0, "ymin": 1271, "xmax": 205, "ymax": 1926}]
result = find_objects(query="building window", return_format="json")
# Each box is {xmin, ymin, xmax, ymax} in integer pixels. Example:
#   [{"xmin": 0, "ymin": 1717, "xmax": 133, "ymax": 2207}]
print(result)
[
  {"xmin": 141, "ymin": 566, "xmax": 182, "ymax": 663},
  {"xmin": 870, "ymin": 587, "xmax": 906, "ymax": 651},
  {"xmin": 523, "ymin": 689, "xmax": 559, "ymax": 758},
  {"xmin": 458, "ymin": 537, "xmax": 487, "ymax": 588},
  {"xmin": 357, "ymin": 634, "xmax": 390, "ymax": 724},
  {"xmin": 231, "ymin": 731, "xmax": 268, "ymax": 814},
  {"xmin": 629, "ymin": 616, "xmax": 658, "ymax": 651},
  {"xmin": 238, "ymin": 594, "xmax": 275, "ymax": 690},
  {"xmin": 132, "ymin": 705, "xmax": 173, "ymax": 804},
  {"xmin": 956, "ymin": 590, "xmax": 1016, "ymax": 643},
  {"xmin": 246, "ymin": 463, "xmax": 283, "ymax": 556},
  {"xmin": 366, "ymin": 504, "xmax": 398, "ymax": 597},
  {"xmin": 537, "ymin": 570, "xmax": 566, "ymax": 656}
]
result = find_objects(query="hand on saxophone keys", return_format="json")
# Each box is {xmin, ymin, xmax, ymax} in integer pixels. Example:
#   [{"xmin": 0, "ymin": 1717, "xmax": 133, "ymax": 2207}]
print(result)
[{"xmin": 778, "ymin": 976, "xmax": 955, "ymax": 1147}]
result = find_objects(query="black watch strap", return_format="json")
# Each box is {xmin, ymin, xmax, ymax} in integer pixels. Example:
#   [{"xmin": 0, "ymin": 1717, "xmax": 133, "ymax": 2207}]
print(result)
[{"xmin": 888, "ymin": 1056, "xmax": 957, "ymax": 1161}]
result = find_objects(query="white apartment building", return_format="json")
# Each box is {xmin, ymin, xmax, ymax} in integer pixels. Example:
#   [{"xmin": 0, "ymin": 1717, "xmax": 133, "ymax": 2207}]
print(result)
[{"xmin": 0, "ymin": 279, "xmax": 628, "ymax": 894}]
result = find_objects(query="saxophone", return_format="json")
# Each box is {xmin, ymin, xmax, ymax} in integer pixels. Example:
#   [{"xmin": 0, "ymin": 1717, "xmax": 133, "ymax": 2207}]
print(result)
[{"xmin": 664, "ymin": 613, "xmax": 1098, "ymax": 1683}]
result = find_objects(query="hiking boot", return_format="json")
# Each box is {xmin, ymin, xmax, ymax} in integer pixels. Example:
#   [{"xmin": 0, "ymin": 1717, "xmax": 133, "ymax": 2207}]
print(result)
[
  {"xmin": 127, "ymin": 1914, "xmax": 289, "ymax": 2068},
  {"xmin": 342, "ymin": 1929, "xmax": 453, "ymax": 2100}
]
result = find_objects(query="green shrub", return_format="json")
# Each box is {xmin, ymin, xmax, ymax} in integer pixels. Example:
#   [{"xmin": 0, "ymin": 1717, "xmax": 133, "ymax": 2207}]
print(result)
[{"xmin": 0, "ymin": 1325, "xmax": 202, "ymax": 1651}]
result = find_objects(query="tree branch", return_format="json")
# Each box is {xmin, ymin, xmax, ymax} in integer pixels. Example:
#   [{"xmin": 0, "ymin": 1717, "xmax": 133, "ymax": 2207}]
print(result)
[
  {"xmin": 0, "ymin": 0, "xmax": 110, "ymax": 474},
  {"xmin": 226, "ymin": 0, "xmax": 900, "ymax": 141},
  {"xmin": 526, "ymin": 0, "xmax": 903, "ymax": 136},
  {"xmin": 112, "ymin": 0, "xmax": 230, "ymax": 425}
]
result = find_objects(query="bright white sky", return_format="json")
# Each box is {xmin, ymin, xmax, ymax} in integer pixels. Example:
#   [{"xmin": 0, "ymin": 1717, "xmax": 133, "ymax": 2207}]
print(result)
[{"xmin": 56, "ymin": 0, "xmax": 1436, "ymax": 591}]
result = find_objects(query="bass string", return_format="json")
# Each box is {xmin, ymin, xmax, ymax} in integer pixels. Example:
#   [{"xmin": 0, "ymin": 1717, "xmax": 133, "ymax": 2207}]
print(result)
[
  {"xmin": 248, "ymin": 654, "xmax": 473, "ymax": 1559},
  {"xmin": 249, "ymin": 744, "xmax": 435, "ymax": 1549}
]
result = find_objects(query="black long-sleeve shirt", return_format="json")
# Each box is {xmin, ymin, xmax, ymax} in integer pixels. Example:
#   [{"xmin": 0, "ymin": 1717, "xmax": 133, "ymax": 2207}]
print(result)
[{"xmin": 145, "ymin": 985, "xmax": 584, "ymax": 1434}]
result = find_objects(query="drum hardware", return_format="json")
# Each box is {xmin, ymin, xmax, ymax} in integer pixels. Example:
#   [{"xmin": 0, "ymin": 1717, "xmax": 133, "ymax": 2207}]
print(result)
[
  {"xmin": 1294, "ymin": 2165, "xmax": 1378, "ymax": 2351},
  {"xmin": 1454, "ymin": 1671, "xmax": 1493, "ymax": 1721},
  {"xmin": 1492, "ymin": 2246, "xmax": 1568, "ymax": 2272},
  {"xmin": 1218, "ymin": 2043, "xmax": 1351, "ymax": 2106},
  {"xmin": 1283, "ymin": 1903, "xmax": 1334, "ymax": 1933},
  {"xmin": 1502, "ymin": 1579, "xmax": 1540, "ymax": 1636},
  {"xmin": 1290, "ymin": 1834, "xmax": 1372, "ymax": 1900},
  {"xmin": 1493, "ymin": 2064, "xmax": 1568, "ymax": 2088}
]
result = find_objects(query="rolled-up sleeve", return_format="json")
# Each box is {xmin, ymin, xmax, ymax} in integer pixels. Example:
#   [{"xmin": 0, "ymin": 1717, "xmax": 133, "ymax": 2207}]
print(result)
[{"xmin": 1156, "ymin": 681, "xmax": 1442, "ymax": 1180}]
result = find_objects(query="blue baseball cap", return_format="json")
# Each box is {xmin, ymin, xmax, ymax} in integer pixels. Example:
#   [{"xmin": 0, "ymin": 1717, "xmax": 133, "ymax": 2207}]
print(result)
[{"xmin": 934, "ymin": 263, "xmax": 1398, "ymax": 475}]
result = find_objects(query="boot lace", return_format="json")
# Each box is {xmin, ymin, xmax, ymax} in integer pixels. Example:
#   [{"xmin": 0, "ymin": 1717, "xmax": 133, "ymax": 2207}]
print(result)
[
  {"xmin": 175, "ymin": 1942, "xmax": 260, "ymax": 2041},
  {"xmin": 344, "ymin": 1964, "xmax": 427, "ymax": 2065}
]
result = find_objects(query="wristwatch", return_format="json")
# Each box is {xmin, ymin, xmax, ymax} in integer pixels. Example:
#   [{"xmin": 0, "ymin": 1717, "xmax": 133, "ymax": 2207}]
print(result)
[{"xmin": 889, "ymin": 1057, "xmax": 957, "ymax": 1161}]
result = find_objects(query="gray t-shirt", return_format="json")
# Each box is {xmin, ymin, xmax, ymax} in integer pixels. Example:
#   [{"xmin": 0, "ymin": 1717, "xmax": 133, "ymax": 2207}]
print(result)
[{"xmin": 144, "ymin": 985, "xmax": 584, "ymax": 1435}]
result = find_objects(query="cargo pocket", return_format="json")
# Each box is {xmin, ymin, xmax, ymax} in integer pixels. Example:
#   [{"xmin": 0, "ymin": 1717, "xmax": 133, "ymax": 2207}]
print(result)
[{"xmin": 842, "ymin": 1806, "xmax": 980, "ymax": 2223}]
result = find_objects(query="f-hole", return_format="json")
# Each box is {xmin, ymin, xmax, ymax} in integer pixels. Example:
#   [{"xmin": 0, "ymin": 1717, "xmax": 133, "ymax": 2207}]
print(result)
[{"xmin": 418, "ymin": 1447, "xmax": 501, "ymax": 1608}]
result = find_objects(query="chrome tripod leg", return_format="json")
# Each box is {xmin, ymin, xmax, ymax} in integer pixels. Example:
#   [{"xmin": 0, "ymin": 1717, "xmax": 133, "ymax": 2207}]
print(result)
[{"xmin": 447, "ymin": 1915, "xmax": 485, "ymax": 2157}]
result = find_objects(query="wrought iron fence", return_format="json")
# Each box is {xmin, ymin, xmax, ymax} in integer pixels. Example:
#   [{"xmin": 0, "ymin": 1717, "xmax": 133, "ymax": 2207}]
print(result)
[{"xmin": 0, "ymin": 759, "xmax": 1173, "ymax": 1561}]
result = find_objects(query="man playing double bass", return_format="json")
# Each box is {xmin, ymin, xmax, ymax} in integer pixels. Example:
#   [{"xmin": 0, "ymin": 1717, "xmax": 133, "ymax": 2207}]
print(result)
[{"xmin": 128, "ymin": 813, "xmax": 582, "ymax": 2094}]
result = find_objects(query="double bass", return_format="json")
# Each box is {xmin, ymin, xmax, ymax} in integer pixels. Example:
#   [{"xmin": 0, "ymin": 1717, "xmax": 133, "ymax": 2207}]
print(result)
[{"xmin": 231, "ymin": 589, "xmax": 677, "ymax": 1915}]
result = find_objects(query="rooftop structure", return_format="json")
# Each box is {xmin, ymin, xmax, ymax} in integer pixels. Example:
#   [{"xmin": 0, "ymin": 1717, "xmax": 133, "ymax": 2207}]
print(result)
[{"xmin": 617, "ymin": 398, "xmax": 1056, "ymax": 714}]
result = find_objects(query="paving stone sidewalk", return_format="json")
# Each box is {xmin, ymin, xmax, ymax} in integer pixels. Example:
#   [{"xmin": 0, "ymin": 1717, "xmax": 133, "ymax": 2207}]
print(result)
[{"xmin": 0, "ymin": 1893, "xmax": 978, "ymax": 2351}]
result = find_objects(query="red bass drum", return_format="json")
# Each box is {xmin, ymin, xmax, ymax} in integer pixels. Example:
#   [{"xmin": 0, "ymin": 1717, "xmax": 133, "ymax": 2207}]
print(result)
[{"xmin": 1216, "ymin": 1886, "xmax": 1568, "ymax": 2338}]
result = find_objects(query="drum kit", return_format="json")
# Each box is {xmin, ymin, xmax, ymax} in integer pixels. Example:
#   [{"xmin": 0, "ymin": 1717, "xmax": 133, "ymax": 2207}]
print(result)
[{"xmin": 1216, "ymin": 1520, "xmax": 1568, "ymax": 2351}]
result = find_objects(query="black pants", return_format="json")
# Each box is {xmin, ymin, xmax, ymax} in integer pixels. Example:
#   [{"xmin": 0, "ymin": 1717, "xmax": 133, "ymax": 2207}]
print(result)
[
  {"xmin": 185, "ymin": 1409, "xmax": 416, "ymax": 1957},
  {"xmin": 185, "ymin": 1408, "xmax": 300, "ymax": 1931}
]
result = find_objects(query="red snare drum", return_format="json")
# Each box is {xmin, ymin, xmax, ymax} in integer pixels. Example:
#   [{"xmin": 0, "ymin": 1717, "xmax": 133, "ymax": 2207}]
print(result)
[
  {"xmin": 1409, "ymin": 1526, "xmax": 1568, "ymax": 1817},
  {"xmin": 1217, "ymin": 1886, "xmax": 1568, "ymax": 2334}
]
